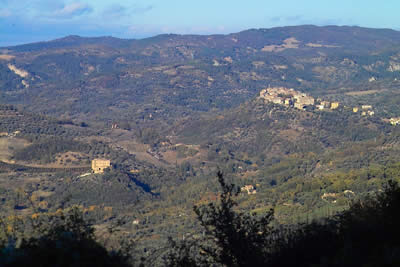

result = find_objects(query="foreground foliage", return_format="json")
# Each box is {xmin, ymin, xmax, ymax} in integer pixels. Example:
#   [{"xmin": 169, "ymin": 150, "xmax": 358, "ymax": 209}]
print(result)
[
  {"xmin": 1, "ymin": 172, "xmax": 400, "ymax": 266},
  {"xmin": 0, "ymin": 207, "xmax": 132, "ymax": 267},
  {"xmin": 166, "ymin": 173, "xmax": 400, "ymax": 266}
]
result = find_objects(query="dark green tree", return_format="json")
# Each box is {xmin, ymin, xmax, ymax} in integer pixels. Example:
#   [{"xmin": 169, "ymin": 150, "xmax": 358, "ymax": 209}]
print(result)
[
  {"xmin": 166, "ymin": 172, "xmax": 274, "ymax": 266},
  {"xmin": 0, "ymin": 207, "xmax": 133, "ymax": 267}
]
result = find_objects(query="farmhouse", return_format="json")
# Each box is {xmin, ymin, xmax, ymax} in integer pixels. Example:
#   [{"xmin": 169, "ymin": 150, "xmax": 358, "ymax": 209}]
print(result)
[
  {"xmin": 362, "ymin": 105, "xmax": 373, "ymax": 110},
  {"xmin": 91, "ymin": 159, "xmax": 111, "ymax": 174},
  {"xmin": 241, "ymin": 185, "xmax": 257, "ymax": 195}
]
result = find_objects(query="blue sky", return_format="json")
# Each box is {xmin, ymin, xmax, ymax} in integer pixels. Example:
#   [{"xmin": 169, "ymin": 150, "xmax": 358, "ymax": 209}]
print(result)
[{"xmin": 1, "ymin": 0, "xmax": 400, "ymax": 46}]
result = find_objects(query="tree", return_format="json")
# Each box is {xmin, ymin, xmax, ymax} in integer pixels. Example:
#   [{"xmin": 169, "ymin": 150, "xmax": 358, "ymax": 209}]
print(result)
[
  {"xmin": 166, "ymin": 172, "xmax": 274, "ymax": 266},
  {"xmin": 166, "ymin": 175, "xmax": 400, "ymax": 266},
  {"xmin": 0, "ymin": 207, "xmax": 133, "ymax": 267},
  {"xmin": 270, "ymin": 180, "xmax": 400, "ymax": 266}
]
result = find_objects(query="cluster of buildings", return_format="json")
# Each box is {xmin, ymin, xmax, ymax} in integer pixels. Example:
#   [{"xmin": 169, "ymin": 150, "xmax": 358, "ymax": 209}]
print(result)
[
  {"xmin": 316, "ymin": 101, "xmax": 339, "ymax": 110},
  {"xmin": 0, "ymin": 130, "xmax": 21, "ymax": 138},
  {"xmin": 259, "ymin": 86, "xmax": 340, "ymax": 110},
  {"xmin": 259, "ymin": 86, "xmax": 379, "ymax": 117},
  {"xmin": 352, "ymin": 105, "xmax": 375, "ymax": 116},
  {"xmin": 389, "ymin": 117, "xmax": 400, "ymax": 125}
]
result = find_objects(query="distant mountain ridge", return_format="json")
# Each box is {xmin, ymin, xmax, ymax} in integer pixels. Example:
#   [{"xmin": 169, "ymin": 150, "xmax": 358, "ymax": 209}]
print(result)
[
  {"xmin": 1, "ymin": 25, "xmax": 400, "ymax": 127},
  {"xmin": 4, "ymin": 25, "xmax": 400, "ymax": 52}
]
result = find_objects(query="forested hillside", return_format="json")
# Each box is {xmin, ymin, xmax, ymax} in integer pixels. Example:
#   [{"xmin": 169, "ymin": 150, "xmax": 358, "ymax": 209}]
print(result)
[
  {"xmin": 2, "ymin": 26, "xmax": 400, "ymax": 126},
  {"xmin": 2, "ymin": 25, "xmax": 400, "ymax": 264}
]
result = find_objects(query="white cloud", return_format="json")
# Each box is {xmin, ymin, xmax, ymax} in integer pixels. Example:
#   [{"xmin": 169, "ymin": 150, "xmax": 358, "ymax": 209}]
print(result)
[
  {"xmin": 102, "ymin": 4, "xmax": 153, "ymax": 21},
  {"xmin": 51, "ymin": 2, "xmax": 93, "ymax": 18}
]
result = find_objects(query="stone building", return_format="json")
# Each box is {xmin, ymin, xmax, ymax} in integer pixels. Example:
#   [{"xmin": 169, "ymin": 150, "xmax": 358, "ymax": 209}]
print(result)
[
  {"xmin": 284, "ymin": 98, "xmax": 292, "ymax": 106},
  {"xmin": 241, "ymin": 185, "xmax": 257, "ymax": 195},
  {"xmin": 299, "ymin": 95, "xmax": 315, "ymax": 106},
  {"xmin": 294, "ymin": 102, "xmax": 305, "ymax": 110},
  {"xmin": 320, "ymin": 101, "xmax": 331, "ymax": 108},
  {"xmin": 331, "ymin": 102, "xmax": 340, "ymax": 109},
  {"xmin": 390, "ymin": 118, "xmax": 400, "ymax": 125},
  {"xmin": 91, "ymin": 159, "xmax": 111, "ymax": 174},
  {"xmin": 272, "ymin": 97, "xmax": 283, "ymax": 104},
  {"xmin": 362, "ymin": 105, "xmax": 373, "ymax": 110}
]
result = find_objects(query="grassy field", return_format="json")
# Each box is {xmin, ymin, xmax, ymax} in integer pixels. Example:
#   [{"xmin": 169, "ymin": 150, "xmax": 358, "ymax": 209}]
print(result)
[
  {"xmin": 345, "ymin": 89, "xmax": 381, "ymax": 96},
  {"xmin": 0, "ymin": 137, "xmax": 30, "ymax": 162}
]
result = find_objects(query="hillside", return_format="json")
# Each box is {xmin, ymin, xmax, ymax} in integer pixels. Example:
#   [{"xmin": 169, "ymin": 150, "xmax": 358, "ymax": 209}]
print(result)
[
  {"xmin": 1, "ymin": 26, "xmax": 400, "ymax": 128},
  {"xmin": 3, "ymin": 25, "xmax": 400, "ymax": 261}
]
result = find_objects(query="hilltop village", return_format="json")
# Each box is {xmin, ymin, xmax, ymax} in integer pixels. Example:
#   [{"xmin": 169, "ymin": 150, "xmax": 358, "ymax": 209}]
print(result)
[
  {"xmin": 259, "ymin": 86, "xmax": 338, "ymax": 110},
  {"xmin": 259, "ymin": 86, "xmax": 375, "ymax": 116}
]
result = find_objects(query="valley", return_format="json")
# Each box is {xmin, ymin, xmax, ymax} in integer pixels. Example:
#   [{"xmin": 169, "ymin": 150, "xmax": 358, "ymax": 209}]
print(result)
[{"xmin": 2, "ymin": 25, "xmax": 400, "ymax": 263}]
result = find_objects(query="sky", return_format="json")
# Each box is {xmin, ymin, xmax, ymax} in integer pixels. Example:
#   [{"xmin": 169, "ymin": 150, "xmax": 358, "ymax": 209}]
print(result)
[{"xmin": 1, "ymin": 0, "xmax": 400, "ymax": 47}]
